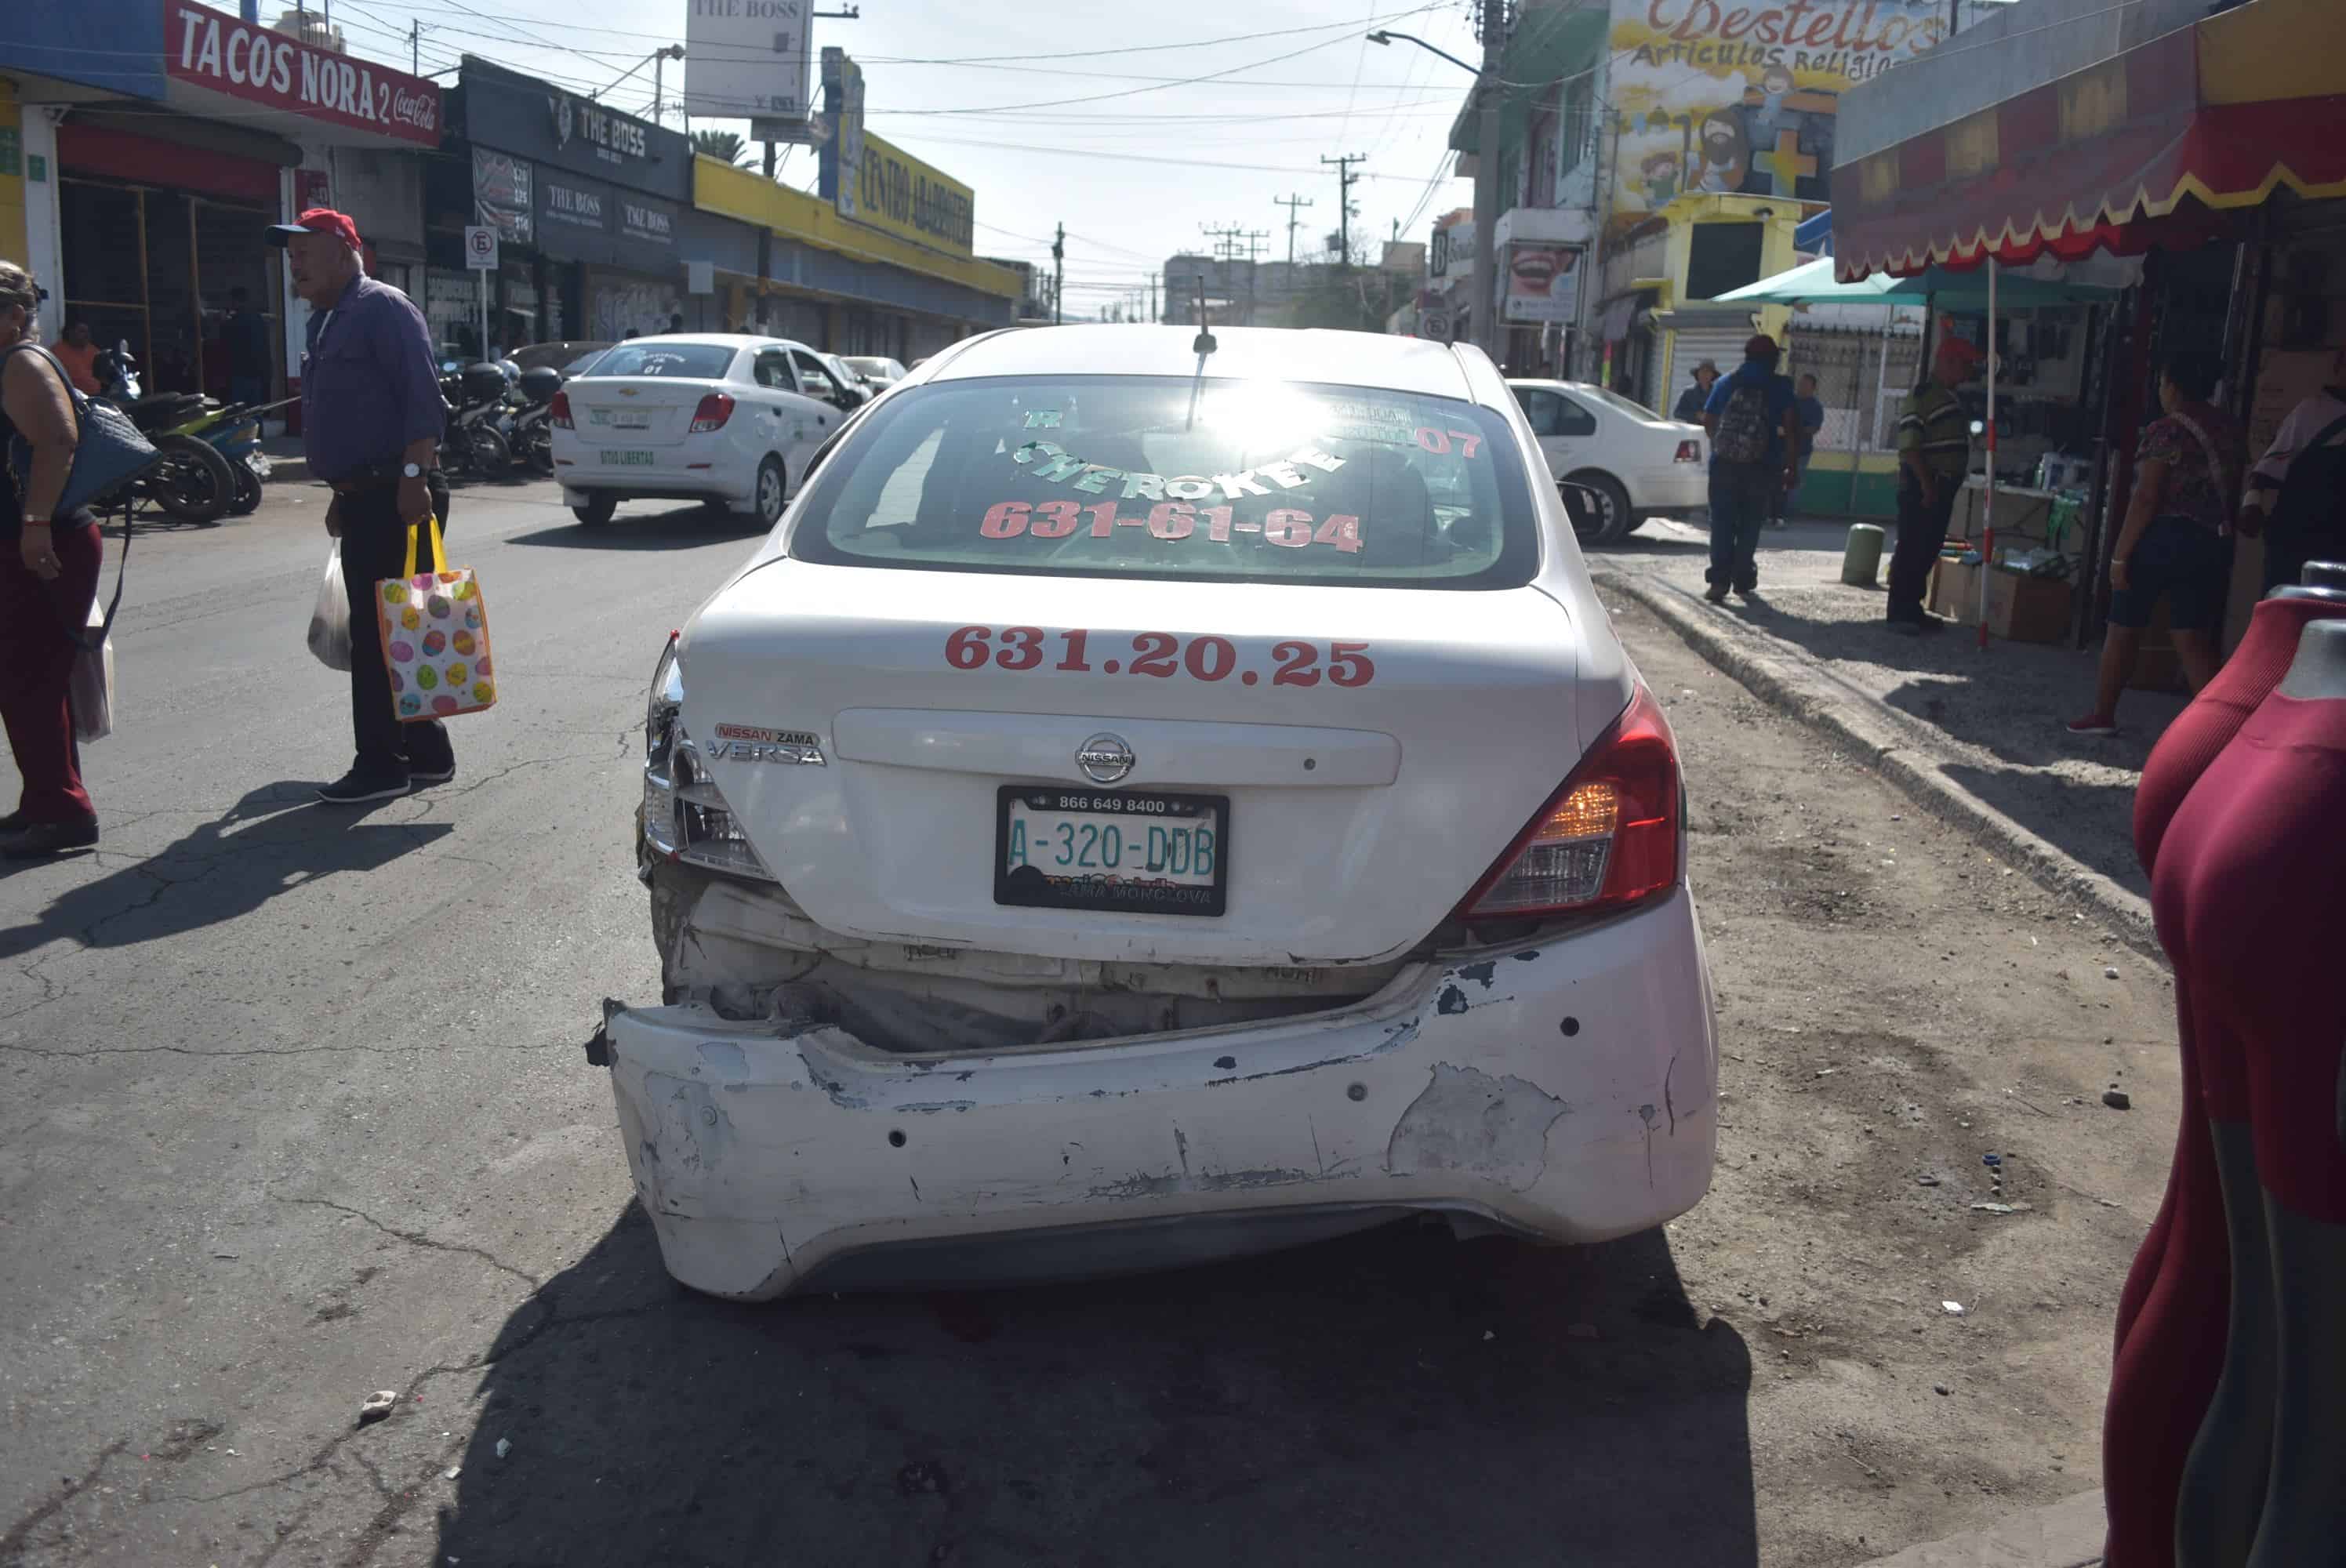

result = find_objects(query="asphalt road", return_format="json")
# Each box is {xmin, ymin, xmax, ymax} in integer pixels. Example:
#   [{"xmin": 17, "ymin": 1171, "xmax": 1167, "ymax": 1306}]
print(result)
[{"xmin": 0, "ymin": 483, "xmax": 2174, "ymax": 1567}]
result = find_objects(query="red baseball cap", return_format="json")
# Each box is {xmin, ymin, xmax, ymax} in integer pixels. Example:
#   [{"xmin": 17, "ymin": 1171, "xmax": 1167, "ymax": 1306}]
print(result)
[{"xmin": 266, "ymin": 208, "xmax": 363, "ymax": 250}]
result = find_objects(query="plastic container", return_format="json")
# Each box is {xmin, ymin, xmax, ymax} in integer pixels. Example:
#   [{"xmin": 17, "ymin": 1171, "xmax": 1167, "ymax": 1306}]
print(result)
[{"xmin": 1841, "ymin": 523, "xmax": 1886, "ymax": 586}]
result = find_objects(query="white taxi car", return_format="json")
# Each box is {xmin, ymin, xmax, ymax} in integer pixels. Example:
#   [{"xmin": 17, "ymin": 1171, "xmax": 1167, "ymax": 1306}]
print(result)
[
  {"xmin": 594, "ymin": 325, "xmax": 1718, "ymax": 1300},
  {"xmin": 551, "ymin": 334, "xmax": 862, "ymax": 528},
  {"xmin": 1507, "ymin": 378, "xmax": 1709, "ymax": 545}
]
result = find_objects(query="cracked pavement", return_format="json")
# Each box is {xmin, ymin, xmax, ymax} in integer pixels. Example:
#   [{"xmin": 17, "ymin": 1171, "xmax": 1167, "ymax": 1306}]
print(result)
[
  {"xmin": 0, "ymin": 479, "xmax": 739, "ymax": 1566},
  {"xmin": 0, "ymin": 486, "xmax": 2175, "ymax": 1567}
]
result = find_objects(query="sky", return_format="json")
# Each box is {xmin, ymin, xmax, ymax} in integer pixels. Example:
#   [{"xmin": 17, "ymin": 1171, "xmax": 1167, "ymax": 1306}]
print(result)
[{"xmin": 318, "ymin": 0, "xmax": 1486, "ymax": 316}]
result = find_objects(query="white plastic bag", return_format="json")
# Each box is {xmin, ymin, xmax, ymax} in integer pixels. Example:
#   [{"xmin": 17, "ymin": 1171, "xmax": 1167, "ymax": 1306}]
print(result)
[
  {"xmin": 307, "ymin": 541, "xmax": 353, "ymax": 671},
  {"xmin": 69, "ymin": 597, "xmax": 114, "ymax": 744}
]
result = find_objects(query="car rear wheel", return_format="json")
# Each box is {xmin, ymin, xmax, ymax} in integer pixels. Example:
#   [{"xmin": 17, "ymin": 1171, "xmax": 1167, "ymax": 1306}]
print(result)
[
  {"xmin": 1564, "ymin": 470, "xmax": 1632, "ymax": 546},
  {"xmin": 572, "ymin": 492, "xmax": 618, "ymax": 527},
  {"xmin": 752, "ymin": 456, "xmax": 787, "ymax": 525}
]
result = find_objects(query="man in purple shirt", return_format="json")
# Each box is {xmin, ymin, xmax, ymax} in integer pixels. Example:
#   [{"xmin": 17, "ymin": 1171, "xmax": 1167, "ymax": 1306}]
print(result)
[{"xmin": 268, "ymin": 209, "xmax": 455, "ymax": 804}]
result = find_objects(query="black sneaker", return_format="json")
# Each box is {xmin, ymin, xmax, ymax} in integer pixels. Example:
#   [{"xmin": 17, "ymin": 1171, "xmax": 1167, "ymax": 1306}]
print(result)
[
  {"xmin": 1886, "ymin": 619, "xmax": 1926, "ymax": 637},
  {"xmin": 1734, "ymin": 579, "xmax": 1758, "ymax": 597},
  {"xmin": 2, "ymin": 818, "xmax": 98, "ymax": 858},
  {"xmin": 409, "ymin": 764, "xmax": 456, "ymax": 786},
  {"xmin": 0, "ymin": 811, "xmax": 23, "ymax": 835},
  {"xmin": 1704, "ymin": 583, "xmax": 1731, "ymax": 604},
  {"xmin": 318, "ymin": 768, "xmax": 411, "ymax": 804}
]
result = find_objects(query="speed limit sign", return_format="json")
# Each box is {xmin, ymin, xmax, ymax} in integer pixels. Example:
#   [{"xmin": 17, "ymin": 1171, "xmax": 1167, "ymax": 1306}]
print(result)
[{"xmin": 463, "ymin": 225, "xmax": 499, "ymax": 270}]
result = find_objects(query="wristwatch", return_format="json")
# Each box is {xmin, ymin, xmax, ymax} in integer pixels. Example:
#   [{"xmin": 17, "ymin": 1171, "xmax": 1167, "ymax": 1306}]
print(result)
[{"xmin": 401, "ymin": 462, "xmax": 423, "ymax": 479}]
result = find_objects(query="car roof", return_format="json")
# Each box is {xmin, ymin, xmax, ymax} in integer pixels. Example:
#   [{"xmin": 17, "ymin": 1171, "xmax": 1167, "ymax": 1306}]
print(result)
[
  {"xmin": 590, "ymin": 332, "xmax": 816, "ymax": 355},
  {"xmin": 932, "ymin": 325, "xmax": 1478, "ymax": 402}
]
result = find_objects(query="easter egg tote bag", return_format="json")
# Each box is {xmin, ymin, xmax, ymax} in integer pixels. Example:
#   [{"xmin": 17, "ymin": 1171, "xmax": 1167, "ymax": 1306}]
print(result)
[{"xmin": 375, "ymin": 517, "xmax": 496, "ymax": 722}]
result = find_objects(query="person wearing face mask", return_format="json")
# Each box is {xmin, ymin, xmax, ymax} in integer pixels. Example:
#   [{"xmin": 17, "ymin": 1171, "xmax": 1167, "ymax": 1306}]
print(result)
[
  {"xmin": 269, "ymin": 209, "xmax": 455, "ymax": 804},
  {"xmin": 0, "ymin": 260, "xmax": 103, "ymax": 857}
]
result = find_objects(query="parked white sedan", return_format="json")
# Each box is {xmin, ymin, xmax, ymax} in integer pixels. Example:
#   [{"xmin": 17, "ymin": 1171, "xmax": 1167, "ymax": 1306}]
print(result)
[
  {"xmin": 1508, "ymin": 378, "xmax": 1709, "ymax": 546},
  {"xmin": 551, "ymin": 334, "xmax": 862, "ymax": 528},
  {"xmin": 595, "ymin": 325, "xmax": 1719, "ymax": 1299}
]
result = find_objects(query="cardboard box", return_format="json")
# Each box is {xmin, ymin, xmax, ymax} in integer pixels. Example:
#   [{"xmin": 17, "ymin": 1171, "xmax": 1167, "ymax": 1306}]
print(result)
[{"xmin": 1927, "ymin": 559, "xmax": 2074, "ymax": 645}]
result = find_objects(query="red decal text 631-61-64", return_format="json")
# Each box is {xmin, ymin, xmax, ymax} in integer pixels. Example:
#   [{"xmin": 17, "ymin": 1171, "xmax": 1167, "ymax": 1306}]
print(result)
[{"xmin": 943, "ymin": 627, "xmax": 1375, "ymax": 688}]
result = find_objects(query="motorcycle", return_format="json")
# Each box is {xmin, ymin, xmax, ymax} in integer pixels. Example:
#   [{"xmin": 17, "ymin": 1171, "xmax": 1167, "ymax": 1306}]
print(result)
[
  {"xmin": 89, "ymin": 343, "xmax": 239, "ymax": 524},
  {"xmin": 441, "ymin": 364, "xmax": 518, "ymax": 478},
  {"xmin": 510, "ymin": 365, "xmax": 562, "ymax": 477},
  {"xmin": 438, "ymin": 361, "xmax": 514, "ymax": 478}
]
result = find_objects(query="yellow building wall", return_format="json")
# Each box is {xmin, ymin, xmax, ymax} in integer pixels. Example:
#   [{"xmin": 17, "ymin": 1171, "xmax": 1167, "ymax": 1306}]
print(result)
[
  {"xmin": 692, "ymin": 158, "xmax": 1020, "ymax": 303},
  {"xmin": 0, "ymin": 85, "xmax": 27, "ymax": 266},
  {"xmin": 1651, "ymin": 194, "xmax": 1803, "ymax": 400}
]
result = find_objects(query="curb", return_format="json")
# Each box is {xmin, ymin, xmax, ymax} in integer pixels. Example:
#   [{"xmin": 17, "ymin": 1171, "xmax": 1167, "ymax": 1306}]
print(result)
[
  {"xmin": 1855, "ymin": 1489, "xmax": 2104, "ymax": 1567},
  {"xmin": 1594, "ymin": 568, "xmax": 2159, "ymax": 960}
]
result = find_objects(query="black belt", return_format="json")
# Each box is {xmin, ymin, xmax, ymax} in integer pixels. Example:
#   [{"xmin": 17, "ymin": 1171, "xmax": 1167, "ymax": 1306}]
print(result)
[{"xmin": 327, "ymin": 463, "xmax": 440, "ymax": 495}]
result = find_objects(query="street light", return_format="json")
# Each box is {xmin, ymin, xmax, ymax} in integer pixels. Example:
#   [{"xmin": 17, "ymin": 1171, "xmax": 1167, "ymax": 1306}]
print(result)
[
  {"xmin": 1366, "ymin": 30, "xmax": 1478, "ymax": 78},
  {"xmin": 1368, "ymin": 20, "xmax": 1505, "ymax": 360}
]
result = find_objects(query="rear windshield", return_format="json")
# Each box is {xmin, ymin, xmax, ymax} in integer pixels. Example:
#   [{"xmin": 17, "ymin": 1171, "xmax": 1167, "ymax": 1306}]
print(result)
[
  {"xmin": 1579, "ymin": 384, "xmax": 1659, "ymax": 419},
  {"xmin": 574, "ymin": 343, "xmax": 737, "ymax": 379},
  {"xmin": 787, "ymin": 375, "xmax": 1538, "ymax": 589},
  {"xmin": 844, "ymin": 358, "xmax": 896, "ymax": 377}
]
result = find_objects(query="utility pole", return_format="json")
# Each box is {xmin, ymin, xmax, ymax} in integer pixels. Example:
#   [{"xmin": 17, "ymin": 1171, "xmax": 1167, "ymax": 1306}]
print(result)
[
  {"xmin": 1051, "ymin": 223, "xmax": 1065, "ymax": 325},
  {"xmin": 650, "ymin": 43, "xmax": 683, "ymax": 122},
  {"xmin": 1471, "ymin": 0, "xmax": 1509, "ymax": 359},
  {"xmin": 1274, "ymin": 193, "xmax": 1314, "ymax": 267},
  {"xmin": 409, "ymin": 18, "xmax": 419, "ymax": 74},
  {"xmin": 1320, "ymin": 154, "xmax": 1364, "ymax": 267},
  {"xmin": 1242, "ymin": 230, "xmax": 1267, "ymax": 325},
  {"xmin": 1148, "ymin": 270, "xmax": 1159, "ymax": 323}
]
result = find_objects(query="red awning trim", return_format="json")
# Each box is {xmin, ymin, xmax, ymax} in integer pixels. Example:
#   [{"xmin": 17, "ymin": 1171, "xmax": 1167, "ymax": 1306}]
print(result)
[{"xmin": 1832, "ymin": 23, "xmax": 2346, "ymax": 279}]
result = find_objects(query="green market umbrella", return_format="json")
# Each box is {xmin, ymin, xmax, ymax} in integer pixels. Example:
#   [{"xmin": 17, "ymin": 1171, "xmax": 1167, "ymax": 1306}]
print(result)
[{"xmin": 1712, "ymin": 255, "xmax": 2119, "ymax": 307}]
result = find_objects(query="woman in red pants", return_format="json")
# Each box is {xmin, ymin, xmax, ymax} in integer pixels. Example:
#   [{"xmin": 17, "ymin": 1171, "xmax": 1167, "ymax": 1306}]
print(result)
[{"xmin": 0, "ymin": 260, "xmax": 101, "ymax": 858}]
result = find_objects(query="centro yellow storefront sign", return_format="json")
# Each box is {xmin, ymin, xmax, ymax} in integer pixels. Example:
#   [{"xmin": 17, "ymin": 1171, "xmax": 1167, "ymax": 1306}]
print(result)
[
  {"xmin": 842, "ymin": 129, "xmax": 974, "ymax": 260},
  {"xmin": 1607, "ymin": 0, "xmax": 1946, "ymax": 230}
]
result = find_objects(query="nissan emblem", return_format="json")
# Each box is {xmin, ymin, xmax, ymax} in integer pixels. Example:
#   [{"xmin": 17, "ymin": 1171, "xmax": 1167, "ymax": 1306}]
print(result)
[{"xmin": 1076, "ymin": 732, "xmax": 1135, "ymax": 785}]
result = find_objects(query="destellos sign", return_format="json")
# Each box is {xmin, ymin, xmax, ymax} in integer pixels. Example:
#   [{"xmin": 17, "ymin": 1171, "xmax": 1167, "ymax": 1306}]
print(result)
[{"xmin": 162, "ymin": 0, "xmax": 441, "ymax": 147}]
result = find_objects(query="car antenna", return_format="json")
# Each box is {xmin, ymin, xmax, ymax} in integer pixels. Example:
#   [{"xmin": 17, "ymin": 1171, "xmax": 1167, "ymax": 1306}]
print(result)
[{"xmin": 1186, "ymin": 277, "xmax": 1216, "ymax": 430}]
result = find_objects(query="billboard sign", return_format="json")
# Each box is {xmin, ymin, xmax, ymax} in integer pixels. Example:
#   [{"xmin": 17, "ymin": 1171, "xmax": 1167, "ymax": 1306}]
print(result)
[
  {"xmin": 1607, "ymin": 0, "xmax": 1946, "ymax": 228},
  {"xmin": 685, "ymin": 0, "xmax": 814, "ymax": 126},
  {"xmin": 163, "ymin": 0, "xmax": 441, "ymax": 146},
  {"xmin": 820, "ymin": 52, "xmax": 973, "ymax": 259},
  {"xmin": 1502, "ymin": 244, "xmax": 1583, "ymax": 324},
  {"xmin": 471, "ymin": 147, "xmax": 532, "ymax": 246}
]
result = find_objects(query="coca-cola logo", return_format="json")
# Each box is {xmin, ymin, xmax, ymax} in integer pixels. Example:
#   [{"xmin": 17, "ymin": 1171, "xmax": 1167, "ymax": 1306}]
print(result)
[{"xmin": 389, "ymin": 85, "xmax": 438, "ymax": 132}]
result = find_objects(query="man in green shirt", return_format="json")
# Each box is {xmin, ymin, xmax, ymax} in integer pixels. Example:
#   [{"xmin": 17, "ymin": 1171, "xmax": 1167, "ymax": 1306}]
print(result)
[{"xmin": 1886, "ymin": 336, "xmax": 1982, "ymax": 633}]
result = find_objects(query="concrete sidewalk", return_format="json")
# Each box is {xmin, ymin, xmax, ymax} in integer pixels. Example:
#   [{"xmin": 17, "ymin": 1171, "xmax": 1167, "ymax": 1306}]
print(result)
[
  {"xmin": 1593, "ymin": 516, "xmax": 2184, "ymax": 956},
  {"xmin": 1858, "ymin": 1490, "xmax": 2104, "ymax": 1567}
]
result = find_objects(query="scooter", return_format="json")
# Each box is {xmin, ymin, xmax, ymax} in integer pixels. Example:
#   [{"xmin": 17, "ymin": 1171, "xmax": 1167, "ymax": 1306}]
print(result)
[
  {"xmin": 180, "ymin": 395, "xmax": 294, "ymax": 516},
  {"xmin": 89, "ymin": 343, "xmax": 238, "ymax": 524}
]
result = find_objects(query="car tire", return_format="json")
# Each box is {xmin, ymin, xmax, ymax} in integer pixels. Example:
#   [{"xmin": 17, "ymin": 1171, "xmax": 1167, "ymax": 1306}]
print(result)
[
  {"xmin": 1565, "ymin": 470, "xmax": 1633, "ymax": 546},
  {"xmin": 750, "ymin": 456, "xmax": 787, "ymax": 526},
  {"xmin": 572, "ymin": 492, "xmax": 618, "ymax": 528},
  {"xmin": 1622, "ymin": 511, "xmax": 1652, "ymax": 537}
]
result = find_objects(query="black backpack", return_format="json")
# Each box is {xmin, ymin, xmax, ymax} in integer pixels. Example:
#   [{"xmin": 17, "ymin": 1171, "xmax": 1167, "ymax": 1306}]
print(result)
[{"xmin": 2269, "ymin": 410, "xmax": 2346, "ymax": 570}]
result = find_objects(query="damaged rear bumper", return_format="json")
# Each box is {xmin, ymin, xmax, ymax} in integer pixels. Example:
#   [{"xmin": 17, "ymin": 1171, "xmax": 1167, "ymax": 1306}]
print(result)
[{"xmin": 598, "ymin": 887, "xmax": 1718, "ymax": 1299}]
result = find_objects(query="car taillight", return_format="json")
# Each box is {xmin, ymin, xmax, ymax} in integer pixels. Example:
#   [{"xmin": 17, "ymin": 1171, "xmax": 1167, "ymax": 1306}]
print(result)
[
  {"xmin": 1459, "ymin": 684, "xmax": 1681, "ymax": 921},
  {"xmin": 550, "ymin": 390, "xmax": 572, "ymax": 430},
  {"xmin": 1674, "ymin": 438, "xmax": 1701, "ymax": 462},
  {"xmin": 690, "ymin": 393, "xmax": 735, "ymax": 434}
]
